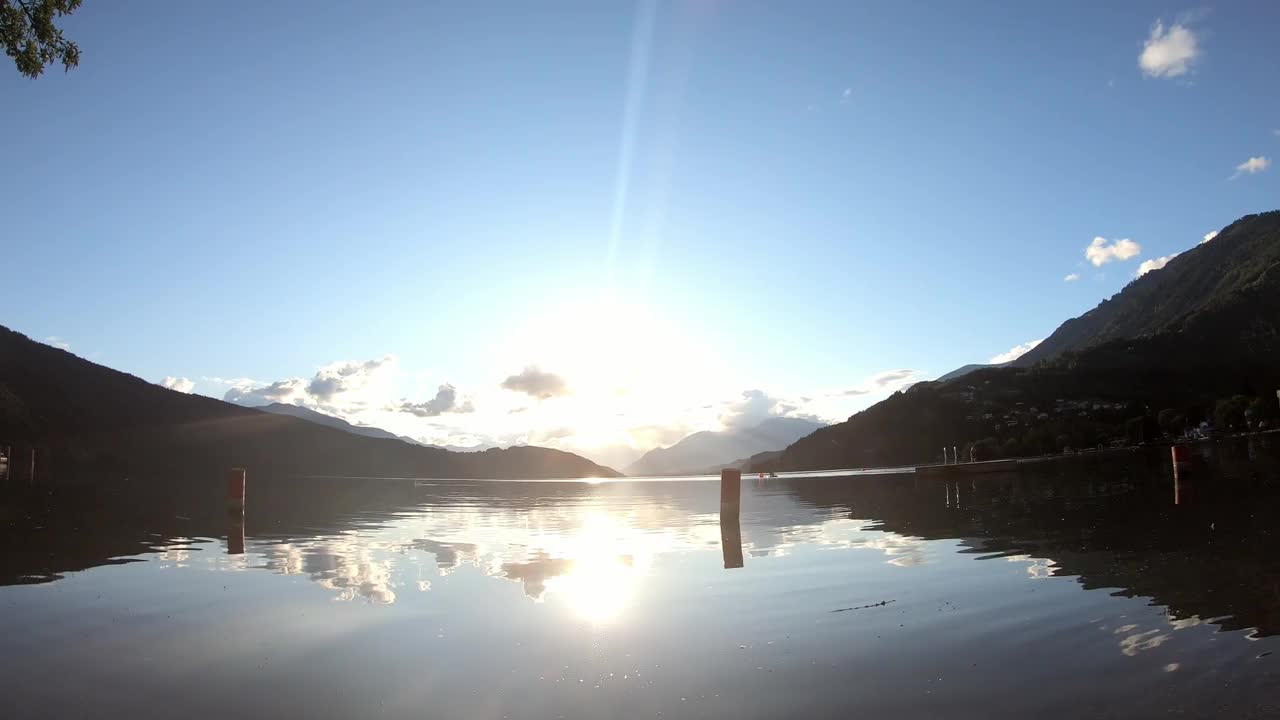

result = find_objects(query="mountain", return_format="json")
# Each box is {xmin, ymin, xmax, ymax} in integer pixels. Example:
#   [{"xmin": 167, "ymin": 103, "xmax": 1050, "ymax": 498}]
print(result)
[
  {"xmin": 256, "ymin": 402, "xmax": 495, "ymax": 453},
  {"xmin": 257, "ymin": 403, "xmax": 413, "ymax": 443},
  {"xmin": 936, "ymin": 363, "xmax": 995, "ymax": 382},
  {"xmin": 693, "ymin": 450, "xmax": 783, "ymax": 475},
  {"xmin": 0, "ymin": 325, "xmax": 619, "ymax": 481},
  {"xmin": 758, "ymin": 210, "xmax": 1280, "ymax": 472},
  {"xmin": 760, "ymin": 342, "xmax": 1280, "ymax": 473},
  {"xmin": 625, "ymin": 417, "xmax": 825, "ymax": 476},
  {"xmin": 1017, "ymin": 211, "xmax": 1280, "ymax": 367}
]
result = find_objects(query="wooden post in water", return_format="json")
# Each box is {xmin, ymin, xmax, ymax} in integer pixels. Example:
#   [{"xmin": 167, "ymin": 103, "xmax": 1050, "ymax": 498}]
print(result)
[
  {"xmin": 227, "ymin": 468, "xmax": 247, "ymax": 553},
  {"xmin": 720, "ymin": 468, "xmax": 743, "ymax": 569},
  {"xmin": 1172, "ymin": 458, "xmax": 1181, "ymax": 505},
  {"xmin": 7, "ymin": 445, "xmax": 19, "ymax": 483},
  {"xmin": 720, "ymin": 468, "xmax": 741, "ymax": 509},
  {"xmin": 1171, "ymin": 445, "xmax": 1191, "ymax": 505},
  {"xmin": 227, "ymin": 468, "xmax": 246, "ymax": 510},
  {"xmin": 9, "ymin": 443, "xmax": 34, "ymax": 484}
]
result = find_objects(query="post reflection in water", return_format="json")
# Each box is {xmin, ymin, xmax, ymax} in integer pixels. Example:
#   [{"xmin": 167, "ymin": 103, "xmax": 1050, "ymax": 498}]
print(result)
[
  {"xmin": 226, "ymin": 510, "xmax": 244, "ymax": 555},
  {"xmin": 3, "ymin": 438, "xmax": 1280, "ymax": 719},
  {"xmin": 720, "ymin": 508, "xmax": 744, "ymax": 569}
]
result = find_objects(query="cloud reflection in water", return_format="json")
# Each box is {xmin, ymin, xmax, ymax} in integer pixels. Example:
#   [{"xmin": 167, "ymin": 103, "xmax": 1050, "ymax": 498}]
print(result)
[{"xmin": 201, "ymin": 493, "xmax": 959, "ymax": 621}]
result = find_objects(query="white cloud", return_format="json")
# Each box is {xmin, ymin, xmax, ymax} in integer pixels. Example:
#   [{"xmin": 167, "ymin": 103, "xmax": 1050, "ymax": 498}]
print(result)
[
  {"xmin": 1063, "ymin": 273, "xmax": 1081, "ymax": 282},
  {"xmin": 224, "ymin": 355, "xmax": 398, "ymax": 410},
  {"xmin": 500, "ymin": 367, "xmax": 569, "ymax": 399},
  {"xmin": 1139, "ymin": 20, "xmax": 1200, "ymax": 78},
  {"xmin": 868, "ymin": 369, "xmax": 919, "ymax": 388},
  {"xmin": 160, "ymin": 376, "xmax": 195, "ymax": 393},
  {"xmin": 1136, "ymin": 252, "xmax": 1179, "ymax": 277},
  {"xmin": 394, "ymin": 384, "xmax": 475, "ymax": 417},
  {"xmin": 203, "ymin": 376, "xmax": 257, "ymax": 386},
  {"xmin": 840, "ymin": 87, "xmax": 852, "ymax": 104},
  {"xmin": 306, "ymin": 355, "xmax": 398, "ymax": 404},
  {"xmin": 835, "ymin": 369, "xmax": 923, "ymax": 397},
  {"xmin": 719, "ymin": 389, "xmax": 802, "ymax": 430},
  {"xmin": 1201, "ymin": 230, "xmax": 1218, "ymax": 244},
  {"xmin": 44, "ymin": 336, "xmax": 70, "ymax": 351},
  {"xmin": 224, "ymin": 378, "xmax": 309, "ymax": 406},
  {"xmin": 1085, "ymin": 236, "xmax": 1142, "ymax": 266},
  {"xmin": 990, "ymin": 339, "xmax": 1044, "ymax": 365},
  {"xmin": 1231, "ymin": 156, "xmax": 1270, "ymax": 178}
]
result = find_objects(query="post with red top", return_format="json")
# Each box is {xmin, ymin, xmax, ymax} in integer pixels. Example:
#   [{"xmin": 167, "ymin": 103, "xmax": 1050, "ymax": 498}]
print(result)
[
  {"xmin": 227, "ymin": 468, "xmax": 246, "ymax": 510},
  {"xmin": 720, "ymin": 468, "xmax": 743, "ymax": 569}
]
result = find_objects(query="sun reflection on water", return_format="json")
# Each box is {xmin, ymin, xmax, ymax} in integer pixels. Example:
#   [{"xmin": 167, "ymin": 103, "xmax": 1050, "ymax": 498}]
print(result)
[
  {"xmin": 193, "ymin": 489, "xmax": 949, "ymax": 621},
  {"xmin": 538, "ymin": 512, "xmax": 648, "ymax": 624}
]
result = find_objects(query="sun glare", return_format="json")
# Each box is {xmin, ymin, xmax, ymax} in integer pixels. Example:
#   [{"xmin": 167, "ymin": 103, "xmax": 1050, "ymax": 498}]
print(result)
[
  {"xmin": 540, "ymin": 511, "xmax": 650, "ymax": 625},
  {"xmin": 497, "ymin": 295, "xmax": 737, "ymax": 452},
  {"xmin": 547, "ymin": 553, "xmax": 638, "ymax": 625}
]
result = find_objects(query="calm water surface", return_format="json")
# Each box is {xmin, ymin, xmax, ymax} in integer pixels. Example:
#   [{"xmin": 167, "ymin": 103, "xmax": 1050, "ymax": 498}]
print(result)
[{"xmin": 3, "ymin": 439, "xmax": 1280, "ymax": 718}]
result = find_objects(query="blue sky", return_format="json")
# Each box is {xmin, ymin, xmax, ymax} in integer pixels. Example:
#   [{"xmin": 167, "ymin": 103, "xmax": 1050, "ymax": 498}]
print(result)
[{"xmin": 2, "ymin": 1, "xmax": 1277, "ymax": 468}]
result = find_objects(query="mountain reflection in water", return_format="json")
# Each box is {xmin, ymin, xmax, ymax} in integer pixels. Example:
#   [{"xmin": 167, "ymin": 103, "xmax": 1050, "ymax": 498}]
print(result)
[{"xmin": 2, "ymin": 436, "xmax": 1280, "ymax": 719}]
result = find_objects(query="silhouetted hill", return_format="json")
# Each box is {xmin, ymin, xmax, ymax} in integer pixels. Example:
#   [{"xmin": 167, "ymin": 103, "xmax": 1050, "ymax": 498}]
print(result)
[
  {"xmin": 1017, "ymin": 210, "xmax": 1280, "ymax": 366},
  {"xmin": 761, "ymin": 342, "xmax": 1280, "ymax": 473},
  {"xmin": 626, "ymin": 417, "xmax": 824, "ymax": 476},
  {"xmin": 0, "ymin": 326, "xmax": 619, "ymax": 481},
  {"xmin": 760, "ymin": 210, "xmax": 1280, "ymax": 472}
]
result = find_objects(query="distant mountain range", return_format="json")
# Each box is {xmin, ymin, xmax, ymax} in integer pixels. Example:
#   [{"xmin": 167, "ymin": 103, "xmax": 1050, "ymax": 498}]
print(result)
[
  {"xmin": 691, "ymin": 449, "xmax": 783, "ymax": 475},
  {"xmin": 0, "ymin": 326, "xmax": 618, "ymax": 481},
  {"xmin": 255, "ymin": 402, "xmax": 494, "ymax": 453},
  {"xmin": 257, "ymin": 402, "xmax": 412, "ymax": 442},
  {"xmin": 625, "ymin": 416, "xmax": 825, "ymax": 476},
  {"xmin": 760, "ymin": 210, "xmax": 1280, "ymax": 472}
]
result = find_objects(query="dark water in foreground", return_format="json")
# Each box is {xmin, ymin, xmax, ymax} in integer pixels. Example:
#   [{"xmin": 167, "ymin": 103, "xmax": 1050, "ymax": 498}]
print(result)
[{"xmin": 3, "ymin": 439, "xmax": 1280, "ymax": 719}]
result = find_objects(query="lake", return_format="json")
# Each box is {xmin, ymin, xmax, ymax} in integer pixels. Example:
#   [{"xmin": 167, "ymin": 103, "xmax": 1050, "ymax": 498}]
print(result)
[{"xmin": 3, "ymin": 438, "xmax": 1280, "ymax": 719}]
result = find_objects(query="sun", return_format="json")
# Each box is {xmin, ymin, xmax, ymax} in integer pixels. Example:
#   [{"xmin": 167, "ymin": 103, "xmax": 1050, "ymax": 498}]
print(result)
[{"xmin": 496, "ymin": 294, "xmax": 738, "ymax": 449}]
